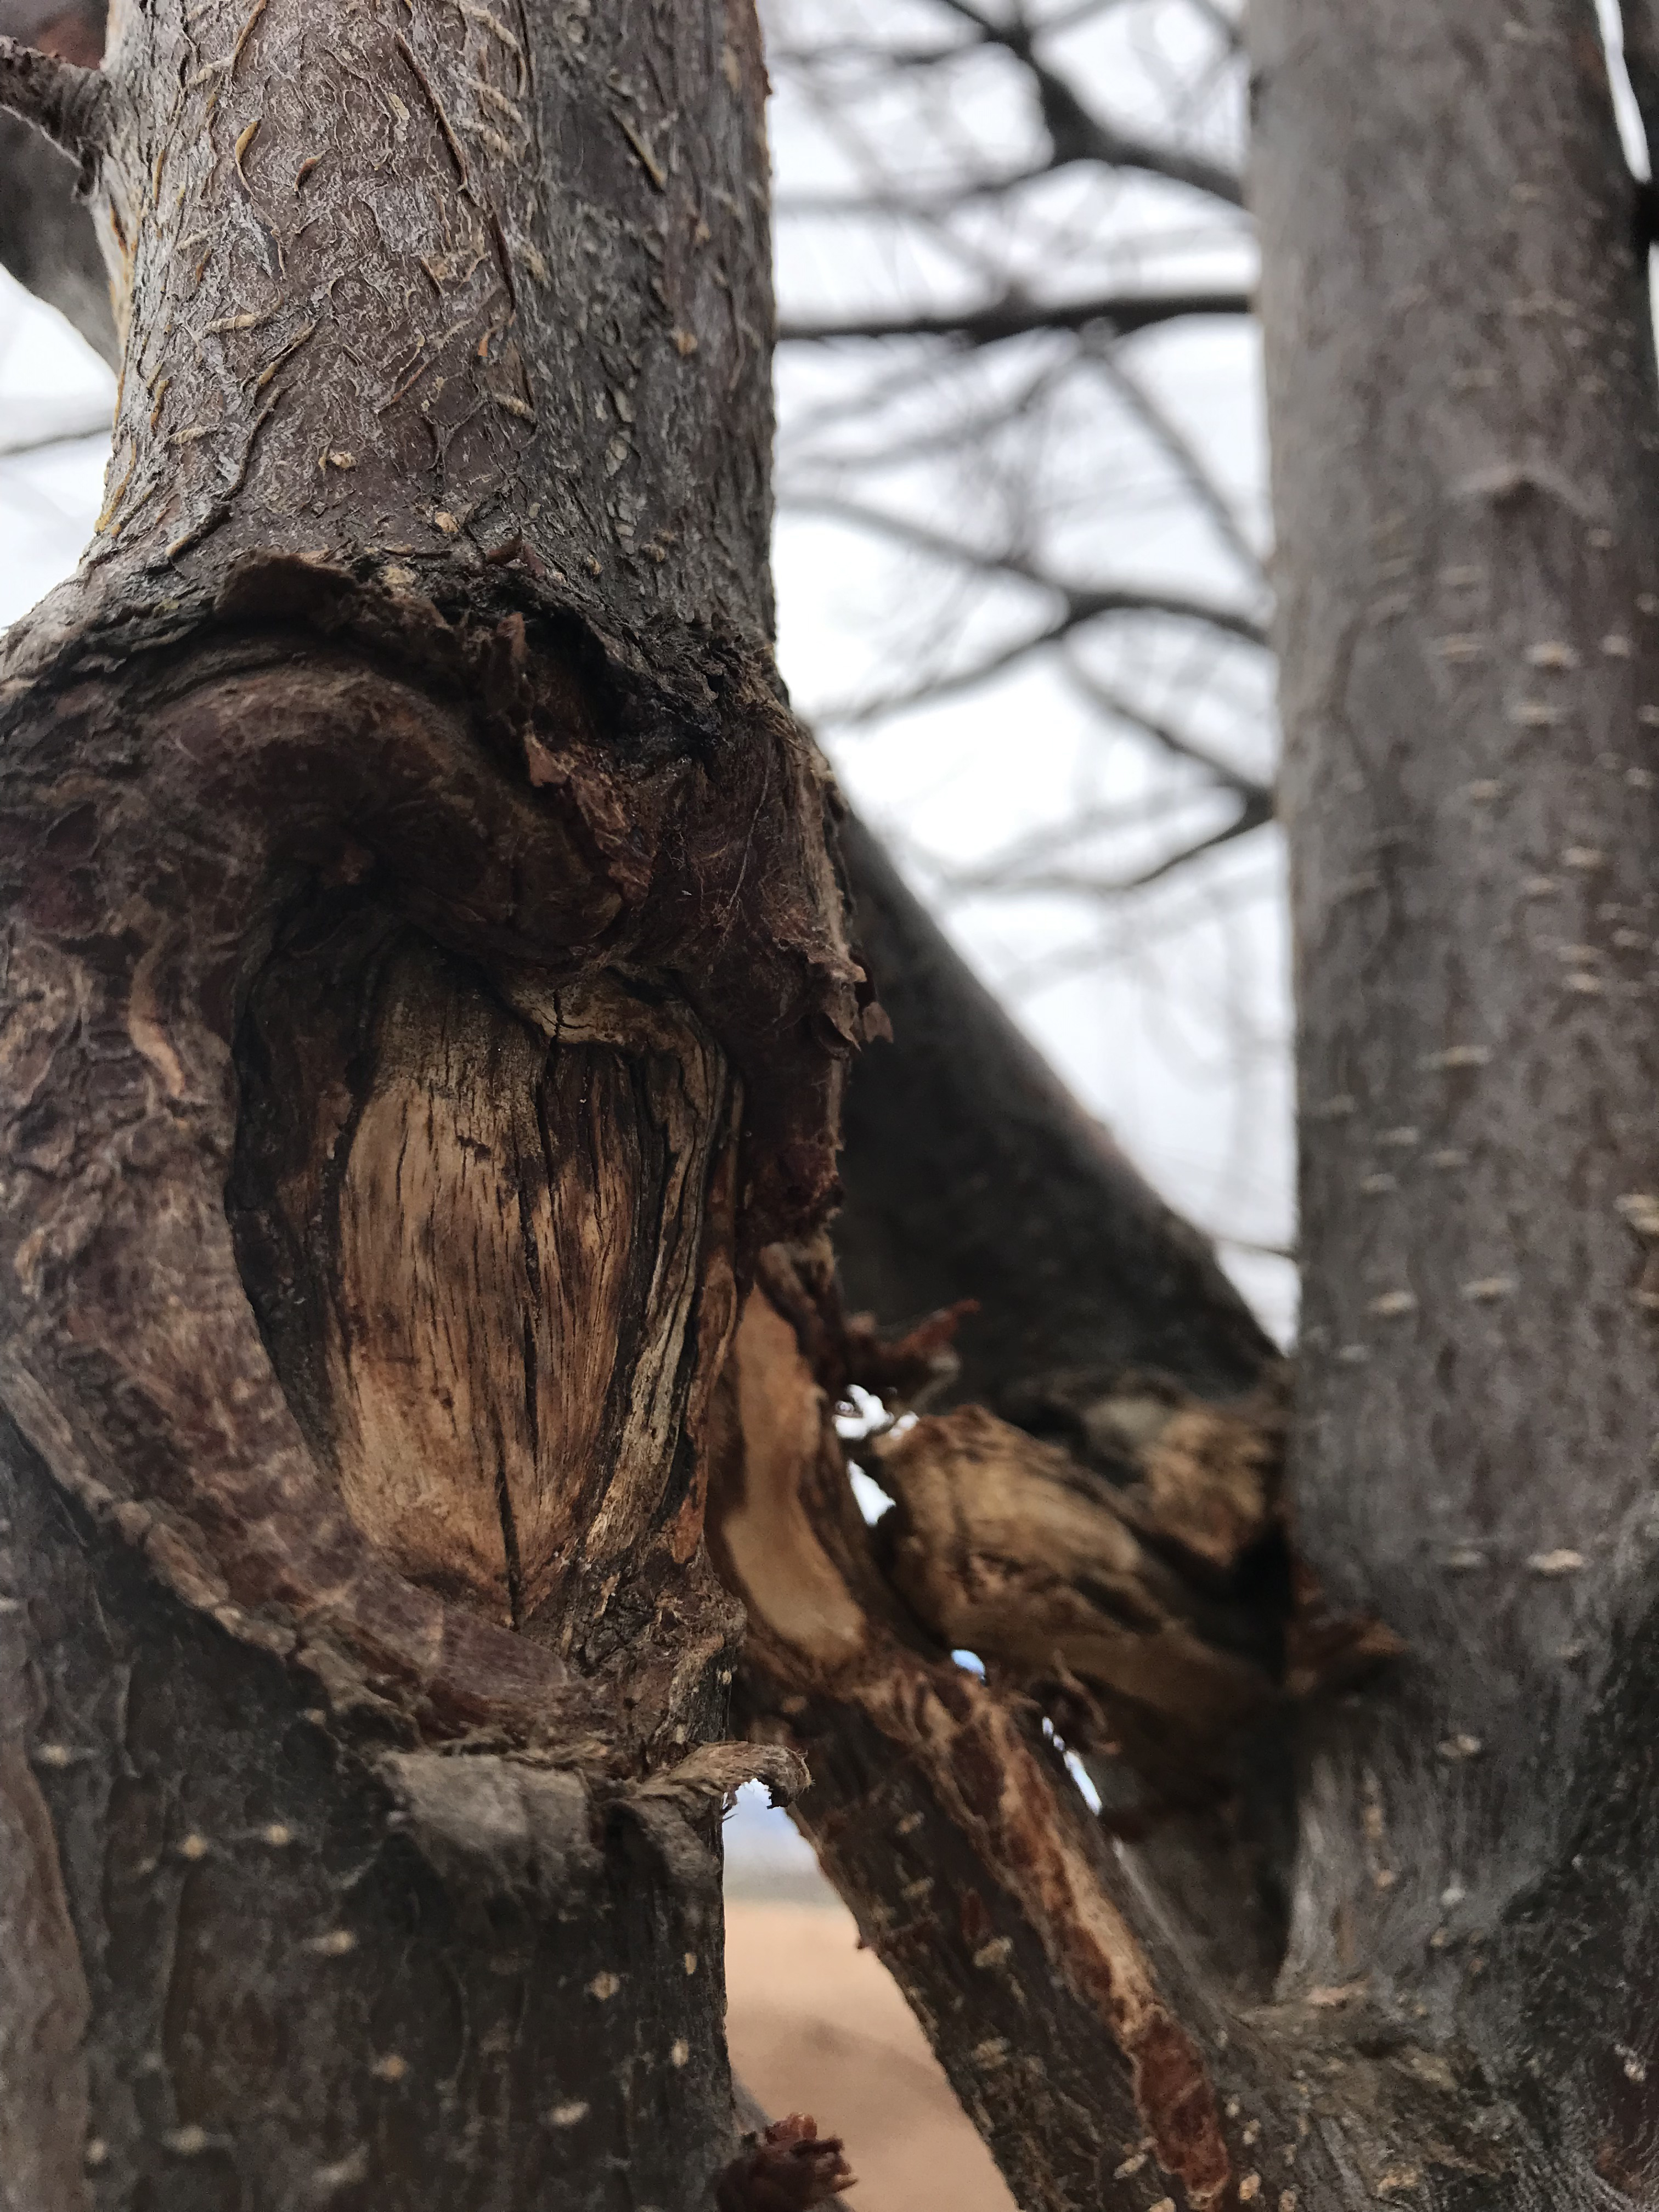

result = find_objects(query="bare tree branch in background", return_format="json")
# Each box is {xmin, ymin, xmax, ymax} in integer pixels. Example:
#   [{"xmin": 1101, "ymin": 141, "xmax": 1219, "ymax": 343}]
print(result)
[
  {"xmin": 766, "ymin": 0, "xmax": 1284, "ymax": 1300},
  {"xmin": 777, "ymin": 283, "xmax": 1251, "ymax": 345},
  {"xmin": 0, "ymin": 395, "xmax": 109, "ymax": 455},
  {"xmin": 0, "ymin": 1, "xmax": 114, "ymax": 360}
]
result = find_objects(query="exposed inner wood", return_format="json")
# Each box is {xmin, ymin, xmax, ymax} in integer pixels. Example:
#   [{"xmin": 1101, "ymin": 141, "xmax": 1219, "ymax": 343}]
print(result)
[
  {"xmin": 876, "ymin": 1404, "xmax": 1276, "ymax": 1740},
  {"xmin": 710, "ymin": 1286, "xmax": 868, "ymax": 1667},
  {"xmin": 710, "ymin": 1262, "xmax": 1309, "ymax": 1787},
  {"xmin": 233, "ymin": 913, "xmax": 739, "ymax": 1677}
]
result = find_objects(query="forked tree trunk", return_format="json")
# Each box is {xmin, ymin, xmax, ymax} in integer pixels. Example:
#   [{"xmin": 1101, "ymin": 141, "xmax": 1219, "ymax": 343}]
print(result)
[{"xmin": 10, "ymin": 1, "xmax": 1659, "ymax": 2209}]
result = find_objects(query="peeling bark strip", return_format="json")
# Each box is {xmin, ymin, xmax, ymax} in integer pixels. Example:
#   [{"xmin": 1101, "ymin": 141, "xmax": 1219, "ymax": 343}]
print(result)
[{"xmin": 0, "ymin": 0, "xmax": 855, "ymax": 2198}]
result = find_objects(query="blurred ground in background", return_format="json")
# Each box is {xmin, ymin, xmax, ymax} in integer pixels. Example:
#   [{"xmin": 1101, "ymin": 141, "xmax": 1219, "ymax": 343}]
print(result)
[{"xmin": 725, "ymin": 1793, "xmax": 1017, "ymax": 2210}]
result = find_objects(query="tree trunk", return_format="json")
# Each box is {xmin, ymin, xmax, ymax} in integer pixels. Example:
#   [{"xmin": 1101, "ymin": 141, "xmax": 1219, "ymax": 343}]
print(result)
[
  {"xmin": 1254, "ymin": 0, "xmax": 1659, "ymax": 2198},
  {"xmin": 0, "ymin": 3, "xmax": 856, "ymax": 2203}
]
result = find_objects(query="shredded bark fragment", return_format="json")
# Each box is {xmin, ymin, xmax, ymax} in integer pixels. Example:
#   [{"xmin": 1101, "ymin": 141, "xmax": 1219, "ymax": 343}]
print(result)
[{"xmin": 714, "ymin": 2115, "xmax": 856, "ymax": 2212}]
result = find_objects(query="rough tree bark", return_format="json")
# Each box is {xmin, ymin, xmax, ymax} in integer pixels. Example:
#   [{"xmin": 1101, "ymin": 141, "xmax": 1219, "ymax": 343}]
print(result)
[
  {"xmin": 1254, "ymin": 0, "xmax": 1659, "ymax": 2198},
  {"xmin": 8, "ymin": 1, "xmax": 1659, "ymax": 2210},
  {"xmin": 0, "ymin": 3, "xmax": 857, "ymax": 2205}
]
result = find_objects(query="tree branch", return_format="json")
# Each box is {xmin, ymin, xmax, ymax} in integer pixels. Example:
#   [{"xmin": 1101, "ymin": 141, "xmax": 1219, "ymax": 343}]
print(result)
[
  {"xmin": 0, "ymin": 32, "xmax": 109, "ymax": 173},
  {"xmin": 789, "ymin": 490, "xmax": 1267, "ymax": 642},
  {"xmin": 0, "ymin": 396, "xmax": 110, "ymax": 456},
  {"xmin": 833, "ymin": 808, "xmax": 1273, "ymax": 1411},
  {"xmin": 778, "ymin": 283, "xmax": 1252, "ymax": 346},
  {"xmin": 933, "ymin": 788, "xmax": 1275, "ymax": 902},
  {"xmin": 1060, "ymin": 651, "xmax": 1272, "ymax": 797},
  {"xmin": 0, "ymin": 5, "xmax": 116, "ymax": 358},
  {"xmin": 1082, "ymin": 337, "xmax": 1268, "ymax": 585},
  {"xmin": 0, "ymin": 110, "xmax": 115, "ymax": 361},
  {"xmin": 934, "ymin": 0, "xmax": 1245, "ymax": 204}
]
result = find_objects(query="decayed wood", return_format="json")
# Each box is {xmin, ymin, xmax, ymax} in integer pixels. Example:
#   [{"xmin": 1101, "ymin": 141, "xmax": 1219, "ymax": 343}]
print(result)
[
  {"xmin": 876, "ymin": 1403, "xmax": 1277, "ymax": 1752},
  {"xmin": 710, "ymin": 1266, "xmax": 1280, "ymax": 2208},
  {"xmin": 234, "ymin": 932, "xmax": 739, "ymax": 1672}
]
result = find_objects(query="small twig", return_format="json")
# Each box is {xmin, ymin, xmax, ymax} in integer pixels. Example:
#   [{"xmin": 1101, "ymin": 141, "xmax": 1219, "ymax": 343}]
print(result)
[
  {"xmin": 1084, "ymin": 338, "xmax": 1267, "ymax": 586},
  {"xmin": 778, "ymin": 285, "xmax": 1251, "ymax": 347},
  {"xmin": 0, "ymin": 33, "xmax": 112, "ymax": 181},
  {"xmin": 787, "ymin": 492, "xmax": 1269, "ymax": 647},
  {"xmin": 0, "ymin": 401, "xmax": 112, "ymax": 459},
  {"xmin": 937, "ymin": 791, "xmax": 1274, "ymax": 903},
  {"xmin": 932, "ymin": 0, "xmax": 1244, "ymax": 205}
]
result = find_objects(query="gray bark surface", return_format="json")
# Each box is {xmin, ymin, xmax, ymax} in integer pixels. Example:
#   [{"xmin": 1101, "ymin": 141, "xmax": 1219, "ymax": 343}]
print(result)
[{"xmin": 1256, "ymin": 0, "xmax": 1659, "ymax": 2197}]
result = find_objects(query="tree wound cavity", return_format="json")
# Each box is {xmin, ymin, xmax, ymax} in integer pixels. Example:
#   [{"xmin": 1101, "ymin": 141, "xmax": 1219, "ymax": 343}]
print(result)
[{"xmin": 232, "ymin": 915, "xmax": 741, "ymax": 1704}]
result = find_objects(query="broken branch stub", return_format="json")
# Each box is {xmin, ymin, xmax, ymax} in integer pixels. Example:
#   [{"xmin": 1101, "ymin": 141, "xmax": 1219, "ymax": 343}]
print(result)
[
  {"xmin": 874, "ymin": 1404, "xmax": 1277, "ymax": 1753},
  {"xmin": 709, "ymin": 1268, "xmax": 1252, "ymax": 2209},
  {"xmin": 712, "ymin": 1260, "xmax": 1304, "ymax": 1787},
  {"xmin": 709, "ymin": 1257, "xmax": 1413, "ymax": 2205},
  {"xmin": 0, "ymin": 29, "xmax": 110, "ymax": 178}
]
